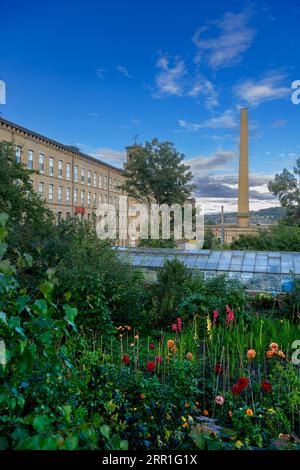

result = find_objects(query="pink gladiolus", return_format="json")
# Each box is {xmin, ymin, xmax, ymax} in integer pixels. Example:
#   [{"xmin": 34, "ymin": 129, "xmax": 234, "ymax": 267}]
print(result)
[
  {"xmin": 171, "ymin": 323, "xmax": 178, "ymax": 331},
  {"xmin": 155, "ymin": 355, "xmax": 163, "ymax": 364},
  {"xmin": 213, "ymin": 309, "xmax": 219, "ymax": 321},
  {"xmin": 177, "ymin": 317, "xmax": 182, "ymax": 332}
]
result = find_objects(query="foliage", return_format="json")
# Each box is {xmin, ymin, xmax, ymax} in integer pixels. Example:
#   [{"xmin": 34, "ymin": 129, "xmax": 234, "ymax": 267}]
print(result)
[
  {"xmin": 120, "ymin": 139, "xmax": 196, "ymax": 208},
  {"xmin": 268, "ymin": 158, "xmax": 300, "ymax": 223},
  {"xmin": 138, "ymin": 238, "xmax": 176, "ymax": 248},
  {"xmin": 231, "ymin": 222, "xmax": 300, "ymax": 251},
  {"xmin": 149, "ymin": 259, "xmax": 192, "ymax": 326},
  {"xmin": 0, "ymin": 142, "xmax": 54, "ymax": 269}
]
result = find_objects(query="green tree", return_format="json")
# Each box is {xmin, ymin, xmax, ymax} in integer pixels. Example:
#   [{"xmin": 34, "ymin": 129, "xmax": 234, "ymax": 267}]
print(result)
[
  {"xmin": 120, "ymin": 139, "xmax": 196, "ymax": 208},
  {"xmin": 0, "ymin": 142, "xmax": 54, "ymax": 269},
  {"xmin": 268, "ymin": 159, "xmax": 300, "ymax": 223}
]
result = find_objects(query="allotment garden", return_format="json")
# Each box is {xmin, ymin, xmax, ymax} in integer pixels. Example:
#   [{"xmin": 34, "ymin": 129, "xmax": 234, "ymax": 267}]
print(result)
[{"xmin": 0, "ymin": 142, "xmax": 299, "ymax": 451}]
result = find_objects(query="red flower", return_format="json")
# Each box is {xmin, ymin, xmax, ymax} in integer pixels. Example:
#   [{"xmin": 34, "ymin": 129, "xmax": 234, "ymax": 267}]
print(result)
[
  {"xmin": 146, "ymin": 361, "xmax": 156, "ymax": 372},
  {"xmin": 122, "ymin": 355, "xmax": 130, "ymax": 364},
  {"xmin": 237, "ymin": 377, "xmax": 249, "ymax": 391},
  {"xmin": 231, "ymin": 384, "xmax": 240, "ymax": 396},
  {"xmin": 149, "ymin": 342, "xmax": 155, "ymax": 350},
  {"xmin": 214, "ymin": 363, "xmax": 223, "ymax": 374},
  {"xmin": 261, "ymin": 380, "xmax": 272, "ymax": 393},
  {"xmin": 155, "ymin": 355, "xmax": 163, "ymax": 364}
]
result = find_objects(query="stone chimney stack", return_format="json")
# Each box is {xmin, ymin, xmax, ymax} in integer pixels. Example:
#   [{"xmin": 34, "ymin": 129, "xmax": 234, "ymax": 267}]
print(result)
[{"xmin": 237, "ymin": 108, "xmax": 249, "ymax": 227}]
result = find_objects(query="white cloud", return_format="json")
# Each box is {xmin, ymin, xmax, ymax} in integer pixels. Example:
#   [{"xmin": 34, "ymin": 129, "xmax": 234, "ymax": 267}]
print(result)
[
  {"xmin": 89, "ymin": 148, "xmax": 126, "ymax": 167},
  {"xmin": 96, "ymin": 68, "xmax": 106, "ymax": 78},
  {"xmin": 153, "ymin": 55, "xmax": 218, "ymax": 108},
  {"xmin": 84, "ymin": 112, "xmax": 99, "ymax": 117},
  {"xmin": 117, "ymin": 65, "xmax": 132, "ymax": 78},
  {"xmin": 188, "ymin": 76, "xmax": 219, "ymax": 108},
  {"xmin": 271, "ymin": 119, "xmax": 287, "ymax": 128},
  {"xmin": 193, "ymin": 8, "xmax": 256, "ymax": 70},
  {"xmin": 154, "ymin": 55, "xmax": 187, "ymax": 97},
  {"xmin": 178, "ymin": 109, "xmax": 237, "ymax": 132},
  {"xmin": 234, "ymin": 72, "xmax": 290, "ymax": 106}
]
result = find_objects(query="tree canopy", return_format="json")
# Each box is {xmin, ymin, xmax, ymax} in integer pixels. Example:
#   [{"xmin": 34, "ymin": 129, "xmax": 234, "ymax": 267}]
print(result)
[{"xmin": 120, "ymin": 139, "xmax": 196, "ymax": 208}]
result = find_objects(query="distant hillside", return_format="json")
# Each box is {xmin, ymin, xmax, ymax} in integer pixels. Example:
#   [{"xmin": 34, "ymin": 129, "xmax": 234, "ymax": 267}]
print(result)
[{"xmin": 205, "ymin": 206, "xmax": 285, "ymax": 225}]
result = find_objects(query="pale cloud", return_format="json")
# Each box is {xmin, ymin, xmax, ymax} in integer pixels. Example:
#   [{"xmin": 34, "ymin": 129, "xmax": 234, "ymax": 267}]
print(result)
[
  {"xmin": 178, "ymin": 109, "xmax": 237, "ymax": 132},
  {"xmin": 188, "ymin": 76, "xmax": 219, "ymax": 108},
  {"xmin": 193, "ymin": 8, "xmax": 256, "ymax": 70},
  {"xmin": 153, "ymin": 54, "xmax": 218, "ymax": 108},
  {"xmin": 89, "ymin": 148, "xmax": 126, "ymax": 167},
  {"xmin": 187, "ymin": 150, "xmax": 237, "ymax": 173},
  {"xmin": 96, "ymin": 68, "xmax": 106, "ymax": 78},
  {"xmin": 84, "ymin": 112, "xmax": 99, "ymax": 117},
  {"xmin": 234, "ymin": 72, "xmax": 290, "ymax": 106},
  {"xmin": 117, "ymin": 65, "xmax": 132, "ymax": 78},
  {"xmin": 154, "ymin": 55, "xmax": 187, "ymax": 97},
  {"xmin": 271, "ymin": 119, "xmax": 287, "ymax": 128}
]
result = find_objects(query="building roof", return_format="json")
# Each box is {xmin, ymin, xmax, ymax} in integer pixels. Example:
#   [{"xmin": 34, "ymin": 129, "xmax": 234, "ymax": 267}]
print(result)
[
  {"xmin": 116, "ymin": 247, "xmax": 300, "ymax": 293},
  {"xmin": 0, "ymin": 116, "xmax": 123, "ymax": 173}
]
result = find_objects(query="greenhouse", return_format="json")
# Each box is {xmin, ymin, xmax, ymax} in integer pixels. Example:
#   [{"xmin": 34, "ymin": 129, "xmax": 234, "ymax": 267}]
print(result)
[{"xmin": 117, "ymin": 247, "xmax": 300, "ymax": 293}]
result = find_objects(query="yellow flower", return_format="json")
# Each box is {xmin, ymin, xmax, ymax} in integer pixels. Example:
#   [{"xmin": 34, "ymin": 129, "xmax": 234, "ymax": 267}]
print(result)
[
  {"xmin": 206, "ymin": 315, "xmax": 212, "ymax": 339},
  {"xmin": 235, "ymin": 440, "xmax": 243, "ymax": 448},
  {"xmin": 182, "ymin": 422, "xmax": 189, "ymax": 428},
  {"xmin": 58, "ymin": 375, "xmax": 62, "ymax": 380},
  {"xmin": 267, "ymin": 408, "xmax": 275, "ymax": 414},
  {"xmin": 181, "ymin": 416, "xmax": 187, "ymax": 422},
  {"xmin": 246, "ymin": 408, "xmax": 253, "ymax": 416}
]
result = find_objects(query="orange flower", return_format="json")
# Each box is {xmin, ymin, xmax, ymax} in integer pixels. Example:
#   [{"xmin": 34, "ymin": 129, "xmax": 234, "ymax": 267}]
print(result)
[
  {"xmin": 171, "ymin": 345, "xmax": 177, "ymax": 353},
  {"xmin": 134, "ymin": 335, "xmax": 139, "ymax": 340},
  {"xmin": 228, "ymin": 410, "xmax": 232, "ymax": 417},
  {"xmin": 186, "ymin": 352, "xmax": 193, "ymax": 361},
  {"xmin": 195, "ymin": 401, "xmax": 199, "ymax": 406},
  {"xmin": 140, "ymin": 393, "xmax": 145, "ymax": 399},
  {"xmin": 247, "ymin": 349, "xmax": 256, "ymax": 359},
  {"xmin": 203, "ymin": 409, "xmax": 209, "ymax": 416},
  {"xmin": 278, "ymin": 350, "xmax": 285, "ymax": 359},
  {"xmin": 266, "ymin": 350, "xmax": 275, "ymax": 358},
  {"xmin": 246, "ymin": 408, "xmax": 253, "ymax": 416},
  {"xmin": 182, "ymin": 422, "xmax": 189, "ymax": 428},
  {"xmin": 269, "ymin": 342, "xmax": 279, "ymax": 351},
  {"xmin": 127, "ymin": 326, "xmax": 132, "ymax": 331},
  {"xmin": 167, "ymin": 339, "xmax": 175, "ymax": 348},
  {"xmin": 184, "ymin": 402, "xmax": 190, "ymax": 408}
]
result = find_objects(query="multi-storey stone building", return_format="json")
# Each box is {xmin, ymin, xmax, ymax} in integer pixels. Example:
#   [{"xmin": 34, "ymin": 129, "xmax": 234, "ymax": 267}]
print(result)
[{"xmin": 0, "ymin": 117, "xmax": 125, "ymax": 221}]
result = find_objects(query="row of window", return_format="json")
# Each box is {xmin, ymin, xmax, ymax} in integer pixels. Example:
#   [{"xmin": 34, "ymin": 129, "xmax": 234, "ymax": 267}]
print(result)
[
  {"xmin": 16, "ymin": 147, "xmax": 122, "ymax": 191},
  {"xmin": 38, "ymin": 182, "xmax": 118, "ymax": 207}
]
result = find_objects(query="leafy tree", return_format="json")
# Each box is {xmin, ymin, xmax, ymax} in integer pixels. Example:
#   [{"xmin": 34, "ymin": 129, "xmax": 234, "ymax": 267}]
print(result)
[
  {"xmin": 0, "ymin": 142, "xmax": 54, "ymax": 266},
  {"xmin": 268, "ymin": 159, "xmax": 300, "ymax": 223},
  {"xmin": 120, "ymin": 139, "xmax": 196, "ymax": 208},
  {"xmin": 231, "ymin": 223, "xmax": 300, "ymax": 251}
]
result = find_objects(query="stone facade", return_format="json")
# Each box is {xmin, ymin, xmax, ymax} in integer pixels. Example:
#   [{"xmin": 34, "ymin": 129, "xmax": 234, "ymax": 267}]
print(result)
[{"xmin": 0, "ymin": 117, "xmax": 125, "ymax": 221}]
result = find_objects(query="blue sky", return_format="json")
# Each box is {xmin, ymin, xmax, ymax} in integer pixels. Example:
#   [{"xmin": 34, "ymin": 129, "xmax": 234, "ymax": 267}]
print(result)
[{"xmin": 1, "ymin": 0, "xmax": 300, "ymax": 212}]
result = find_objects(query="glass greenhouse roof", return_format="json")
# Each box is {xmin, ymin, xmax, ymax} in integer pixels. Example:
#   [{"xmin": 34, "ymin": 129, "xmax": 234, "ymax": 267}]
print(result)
[{"xmin": 117, "ymin": 247, "xmax": 300, "ymax": 293}]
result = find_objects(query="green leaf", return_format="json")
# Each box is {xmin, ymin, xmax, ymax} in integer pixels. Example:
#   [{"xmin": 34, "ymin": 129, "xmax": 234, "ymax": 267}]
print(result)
[
  {"xmin": 63, "ymin": 304, "xmax": 78, "ymax": 331},
  {"xmin": 23, "ymin": 253, "xmax": 33, "ymax": 267},
  {"xmin": 120, "ymin": 440, "xmax": 129, "ymax": 450},
  {"xmin": 64, "ymin": 435, "xmax": 78, "ymax": 450},
  {"xmin": 0, "ymin": 213, "xmax": 8, "ymax": 228},
  {"xmin": 62, "ymin": 405, "xmax": 72, "ymax": 425},
  {"xmin": 100, "ymin": 424, "xmax": 110, "ymax": 440},
  {"xmin": 0, "ymin": 242, "xmax": 7, "ymax": 260},
  {"xmin": 0, "ymin": 312, "xmax": 7, "ymax": 324},
  {"xmin": 33, "ymin": 415, "xmax": 50, "ymax": 433},
  {"xmin": 32, "ymin": 299, "xmax": 48, "ymax": 316}
]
